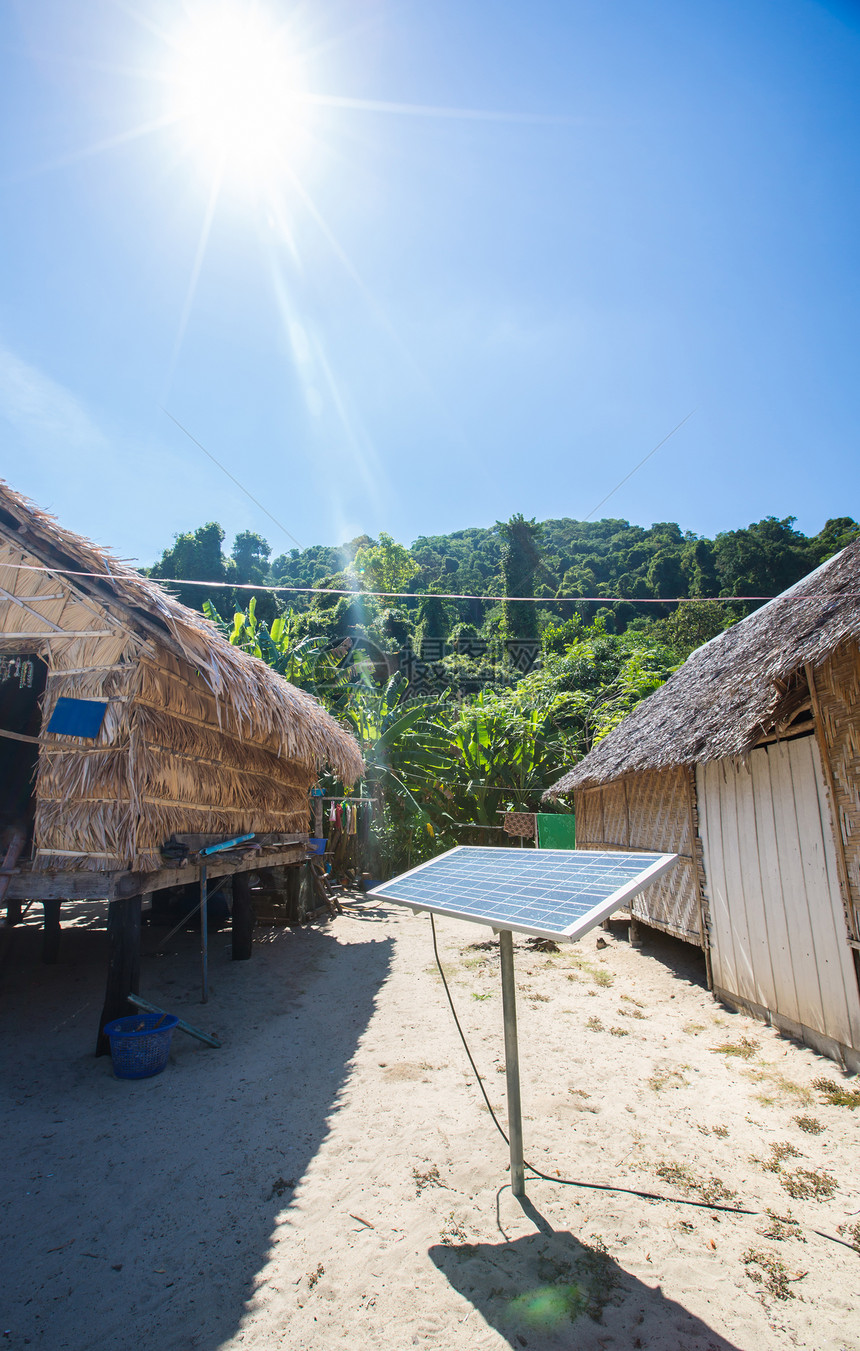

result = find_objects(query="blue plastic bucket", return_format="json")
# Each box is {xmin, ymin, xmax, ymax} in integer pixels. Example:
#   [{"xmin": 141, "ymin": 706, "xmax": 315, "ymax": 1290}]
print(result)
[
  {"xmin": 104, "ymin": 1013, "xmax": 178, "ymax": 1079},
  {"xmin": 308, "ymin": 838, "xmax": 327, "ymax": 855}
]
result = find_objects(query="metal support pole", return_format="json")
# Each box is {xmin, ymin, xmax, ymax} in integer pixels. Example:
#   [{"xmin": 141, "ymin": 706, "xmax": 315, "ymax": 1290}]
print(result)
[
  {"xmin": 200, "ymin": 864, "xmax": 209, "ymax": 1004},
  {"xmin": 499, "ymin": 928, "xmax": 525, "ymax": 1198},
  {"xmin": 156, "ymin": 877, "xmax": 229, "ymax": 951}
]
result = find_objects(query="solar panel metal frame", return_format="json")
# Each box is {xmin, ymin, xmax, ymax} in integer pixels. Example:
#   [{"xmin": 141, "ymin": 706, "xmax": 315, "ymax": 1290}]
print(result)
[{"xmin": 368, "ymin": 845, "xmax": 678, "ymax": 942}]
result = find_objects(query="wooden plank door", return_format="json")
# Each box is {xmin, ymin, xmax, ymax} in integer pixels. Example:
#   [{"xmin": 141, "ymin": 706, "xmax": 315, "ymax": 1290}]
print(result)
[{"xmin": 697, "ymin": 738, "xmax": 860, "ymax": 1051}]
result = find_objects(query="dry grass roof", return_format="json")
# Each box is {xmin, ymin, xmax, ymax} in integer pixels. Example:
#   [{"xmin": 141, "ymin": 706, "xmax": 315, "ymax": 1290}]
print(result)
[
  {"xmin": 0, "ymin": 480, "xmax": 363, "ymax": 783},
  {"xmin": 548, "ymin": 540, "xmax": 860, "ymax": 794}
]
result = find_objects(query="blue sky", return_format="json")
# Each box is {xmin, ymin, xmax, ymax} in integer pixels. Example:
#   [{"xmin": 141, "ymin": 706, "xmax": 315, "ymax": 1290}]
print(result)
[{"xmin": 1, "ymin": 0, "xmax": 858, "ymax": 566}]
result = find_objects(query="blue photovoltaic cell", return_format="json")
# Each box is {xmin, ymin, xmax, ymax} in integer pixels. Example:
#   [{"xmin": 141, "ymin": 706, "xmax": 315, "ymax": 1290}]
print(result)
[{"xmin": 369, "ymin": 846, "xmax": 678, "ymax": 941}]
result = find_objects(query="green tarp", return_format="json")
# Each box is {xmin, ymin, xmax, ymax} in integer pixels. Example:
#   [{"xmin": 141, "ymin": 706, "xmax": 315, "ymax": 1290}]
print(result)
[{"xmin": 535, "ymin": 813, "xmax": 576, "ymax": 850}]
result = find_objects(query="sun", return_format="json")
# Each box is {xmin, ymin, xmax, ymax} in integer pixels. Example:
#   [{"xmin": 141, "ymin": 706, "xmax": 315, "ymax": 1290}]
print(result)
[{"xmin": 165, "ymin": 3, "xmax": 309, "ymax": 190}]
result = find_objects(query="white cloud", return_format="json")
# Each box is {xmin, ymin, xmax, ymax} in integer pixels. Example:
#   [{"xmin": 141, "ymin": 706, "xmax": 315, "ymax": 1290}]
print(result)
[{"xmin": 0, "ymin": 345, "xmax": 106, "ymax": 449}]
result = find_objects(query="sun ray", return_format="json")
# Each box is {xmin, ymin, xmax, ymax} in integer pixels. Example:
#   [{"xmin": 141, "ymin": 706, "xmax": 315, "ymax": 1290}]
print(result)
[
  {"xmin": 3, "ymin": 115, "xmax": 179, "ymax": 186},
  {"xmin": 2, "ymin": 45, "xmax": 173, "ymax": 83},
  {"xmin": 302, "ymin": 93, "xmax": 573, "ymax": 125},
  {"xmin": 267, "ymin": 254, "xmax": 385, "ymax": 518},
  {"xmin": 162, "ymin": 160, "xmax": 226, "ymax": 397},
  {"xmin": 272, "ymin": 163, "xmax": 471, "ymax": 457},
  {"xmin": 107, "ymin": 0, "xmax": 177, "ymax": 49}
]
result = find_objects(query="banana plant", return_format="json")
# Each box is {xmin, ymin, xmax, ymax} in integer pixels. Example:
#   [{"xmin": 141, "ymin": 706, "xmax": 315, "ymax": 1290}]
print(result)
[
  {"xmin": 204, "ymin": 598, "xmax": 354, "ymax": 702},
  {"xmin": 336, "ymin": 674, "xmax": 451, "ymax": 818},
  {"xmin": 434, "ymin": 692, "xmax": 571, "ymax": 830}
]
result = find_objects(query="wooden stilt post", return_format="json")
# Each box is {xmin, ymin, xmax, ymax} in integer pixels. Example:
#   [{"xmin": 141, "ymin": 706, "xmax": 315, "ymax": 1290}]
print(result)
[
  {"xmin": 232, "ymin": 870, "xmax": 254, "ymax": 961},
  {"xmin": 96, "ymin": 895, "xmax": 141, "ymax": 1056},
  {"xmin": 1, "ymin": 830, "xmax": 26, "ymax": 927},
  {"xmin": 42, "ymin": 899, "xmax": 61, "ymax": 964},
  {"xmin": 629, "ymin": 916, "xmax": 643, "ymax": 948},
  {"xmin": 200, "ymin": 864, "xmax": 209, "ymax": 1003}
]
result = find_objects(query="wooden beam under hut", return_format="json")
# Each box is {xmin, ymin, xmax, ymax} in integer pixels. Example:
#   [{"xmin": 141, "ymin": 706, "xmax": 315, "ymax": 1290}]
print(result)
[
  {"xmin": 231, "ymin": 871, "xmax": 254, "ymax": 961},
  {"xmin": 96, "ymin": 895, "xmax": 141, "ymax": 1056}
]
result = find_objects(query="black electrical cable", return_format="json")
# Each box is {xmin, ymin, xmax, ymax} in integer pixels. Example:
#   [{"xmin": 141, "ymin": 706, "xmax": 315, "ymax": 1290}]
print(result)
[{"xmin": 429, "ymin": 914, "xmax": 859, "ymax": 1252}]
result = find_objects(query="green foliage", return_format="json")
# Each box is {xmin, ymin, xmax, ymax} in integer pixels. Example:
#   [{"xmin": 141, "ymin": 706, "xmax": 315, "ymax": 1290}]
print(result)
[
  {"xmin": 149, "ymin": 521, "xmax": 233, "ymax": 612},
  {"xmin": 713, "ymin": 516, "xmax": 814, "ymax": 605},
  {"xmin": 154, "ymin": 510, "xmax": 858, "ymax": 649},
  {"xmin": 814, "ymin": 517, "xmax": 860, "ymax": 558},
  {"xmin": 352, "ymin": 532, "xmax": 420, "ymax": 594},
  {"xmin": 156, "ymin": 507, "xmax": 858, "ymax": 878},
  {"xmin": 414, "ymin": 594, "xmax": 454, "ymax": 656},
  {"xmin": 514, "ymin": 620, "xmax": 679, "ymax": 753},
  {"xmin": 231, "ymin": 530, "xmax": 271, "ymax": 584},
  {"xmin": 203, "ymin": 598, "xmax": 354, "ymax": 702},
  {"xmin": 649, "ymin": 599, "xmax": 736, "ymax": 657},
  {"xmin": 499, "ymin": 513, "xmax": 543, "ymax": 643},
  {"xmin": 338, "ymin": 673, "xmax": 445, "ymax": 810},
  {"xmin": 430, "ymin": 692, "xmax": 573, "ymax": 830}
]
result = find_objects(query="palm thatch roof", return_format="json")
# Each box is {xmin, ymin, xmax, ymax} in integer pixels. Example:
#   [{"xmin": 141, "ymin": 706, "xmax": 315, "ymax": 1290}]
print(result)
[
  {"xmin": 0, "ymin": 480, "xmax": 363, "ymax": 783},
  {"xmin": 547, "ymin": 540, "xmax": 860, "ymax": 794}
]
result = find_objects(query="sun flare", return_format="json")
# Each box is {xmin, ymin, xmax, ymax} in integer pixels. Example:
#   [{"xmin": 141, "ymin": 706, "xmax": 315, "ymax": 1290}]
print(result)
[{"xmin": 166, "ymin": 4, "xmax": 309, "ymax": 189}]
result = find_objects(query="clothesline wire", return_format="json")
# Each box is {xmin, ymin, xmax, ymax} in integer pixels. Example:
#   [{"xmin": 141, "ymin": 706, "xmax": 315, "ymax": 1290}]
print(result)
[
  {"xmin": 3, "ymin": 560, "xmax": 844, "ymax": 605},
  {"xmin": 311, "ymin": 789, "xmax": 376, "ymax": 799}
]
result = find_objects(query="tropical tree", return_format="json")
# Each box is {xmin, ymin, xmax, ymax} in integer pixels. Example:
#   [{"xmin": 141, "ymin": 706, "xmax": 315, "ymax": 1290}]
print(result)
[
  {"xmin": 352, "ymin": 532, "xmax": 420, "ymax": 595},
  {"xmin": 713, "ymin": 517, "xmax": 814, "ymax": 606},
  {"xmin": 414, "ymin": 593, "xmax": 454, "ymax": 657},
  {"xmin": 498, "ymin": 513, "xmax": 544, "ymax": 644},
  {"xmin": 149, "ymin": 521, "xmax": 234, "ymax": 611},
  {"xmin": 231, "ymin": 530, "xmax": 271, "ymax": 585}
]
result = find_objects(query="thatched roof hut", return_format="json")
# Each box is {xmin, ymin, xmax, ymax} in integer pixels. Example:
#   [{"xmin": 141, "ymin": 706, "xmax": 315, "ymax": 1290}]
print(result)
[
  {"xmin": 549, "ymin": 542, "xmax": 860, "ymax": 793},
  {"xmin": 0, "ymin": 480, "xmax": 361, "ymax": 874},
  {"xmin": 547, "ymin": 542, "xmax": 860, "ymax": 1071}
]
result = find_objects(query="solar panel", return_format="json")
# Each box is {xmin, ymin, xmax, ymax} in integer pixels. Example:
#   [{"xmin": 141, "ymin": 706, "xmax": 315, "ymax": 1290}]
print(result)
[{"xmin": 369, "ymin": 846, "xmax": 678, "ymax": 941}]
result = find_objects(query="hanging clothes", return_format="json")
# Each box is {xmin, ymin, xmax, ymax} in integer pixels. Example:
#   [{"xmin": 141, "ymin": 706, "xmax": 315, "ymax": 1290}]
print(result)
[
  {"xmin": 358, "ymin": 800, "xmax": 371, "ymax": 844},
  {"xmin": 504, "ymin": 812, "xmax": 536, "ymax": 840}
]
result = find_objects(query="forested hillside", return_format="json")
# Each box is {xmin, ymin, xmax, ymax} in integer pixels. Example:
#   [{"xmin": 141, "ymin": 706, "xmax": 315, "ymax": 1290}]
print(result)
[
  {"xmin": 145, "ymin": 509, "xmax": 859, "ymax": 873},
  {"xmin": 149, "ymin": 511, "xmax": 859, "ymax": 637}
]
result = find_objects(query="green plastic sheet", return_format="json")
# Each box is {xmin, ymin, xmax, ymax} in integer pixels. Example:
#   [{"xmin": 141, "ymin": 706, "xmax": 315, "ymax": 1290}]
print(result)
[{"xmin": 535, "ymin": 813, "xmax": 576, "ymax": 850}]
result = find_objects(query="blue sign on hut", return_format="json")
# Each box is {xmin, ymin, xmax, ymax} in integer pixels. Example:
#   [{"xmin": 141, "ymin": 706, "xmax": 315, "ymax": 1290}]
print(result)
[
  {"xmin": 547, "ymin": 542, "xmax": 860, "ymax": 1073},
  {"xmin": 0, "ymin": 480, "xmax": 362, "ymax": 1051}
]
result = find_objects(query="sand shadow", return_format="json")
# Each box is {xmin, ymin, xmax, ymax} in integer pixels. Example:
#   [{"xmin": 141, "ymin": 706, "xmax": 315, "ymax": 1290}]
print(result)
[
  {"xmin": 619, "ymin": 921, "xmax": 711, "ymax": 992},
  {"xmin": 0, "ymin": 914, "xmax": 393, "ymax": 1351},
  {"xmin": 429, "ymin": 1198, "xmax": 742, "ymax": 1351},
  {"xmin": 338, "ymin": 896, "xmax": 401, "ymax": 923}
]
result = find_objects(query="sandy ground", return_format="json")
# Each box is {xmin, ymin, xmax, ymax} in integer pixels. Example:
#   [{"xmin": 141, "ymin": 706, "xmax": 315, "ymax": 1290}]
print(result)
[{"xmin": 1, "ymin": 895, "xmax": 858, "ymax": 1351}]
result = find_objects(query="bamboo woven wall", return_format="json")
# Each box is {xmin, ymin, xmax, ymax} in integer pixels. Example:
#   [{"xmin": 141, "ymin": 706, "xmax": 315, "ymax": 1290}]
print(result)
[
  {"xmin": 574, "ymin": 767, "xmax": 703, "ymax": 944},
  {"xmin": 810, "ymin": 640, "xmax": 860, "ymax": 938},
  {"xmin": 0, "ymin": 537, "xmax": 139, "ymax": 870},
  {"xmin": 35, "ymin": 659, "xmax": 137, "ymax": 869},
  {"xmin": 127, "ymin": 654, "xmax": 316, "ymax": 870},
  {"xmin": 33, "ymin": 648, "xmax": 317, "ymax": 872}
]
